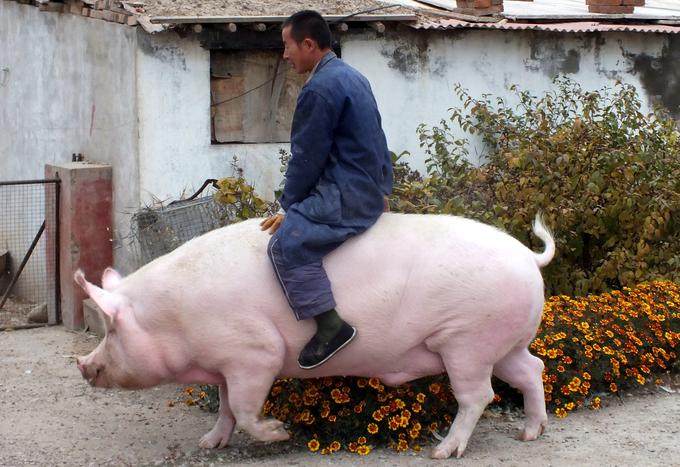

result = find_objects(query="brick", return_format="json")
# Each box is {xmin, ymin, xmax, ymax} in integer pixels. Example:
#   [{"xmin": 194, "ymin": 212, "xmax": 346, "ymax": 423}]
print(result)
[
  {"xmin": 101, "ymin": 9, "xmax": 116, "ymax": 21},
  {"xmin": 81, "ymin": 7, "xmax": 90, "ymax": 16},
  {"xmin": 588, "ymin": 5, "xmax": 634, "ymax": 13},
  {"xmin": 89, "ymin": 9, "xmax": 104, "ymax": 18},
  {"xmin": 457, "ymin": 0, "xmax": 494, "ymax": 6},
  {"xmin": 454, "ymin": 5, "xmax": 503, "ymax": 15},
  {"xmin": 586, "ymin": 0, "xmax": 623, "ymax": 5},
  {"xmin": 622, "ymin": 0, "xmax": 644, "ymax": 5},
  {"xmin": 127, "ymin": 15, "xmax": 138, "ymax": 26}
]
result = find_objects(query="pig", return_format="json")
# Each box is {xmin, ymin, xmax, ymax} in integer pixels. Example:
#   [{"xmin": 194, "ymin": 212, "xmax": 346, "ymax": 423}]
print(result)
[{"xmin": 75, "ymin": 212, "xmax": 555, "ymax": 459}]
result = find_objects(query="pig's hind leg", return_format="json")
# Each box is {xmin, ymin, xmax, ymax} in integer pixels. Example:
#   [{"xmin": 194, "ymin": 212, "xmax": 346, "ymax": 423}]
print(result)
[
  {"xmin": 199, "ymin": 383, "xmax": 236, "ymax": 449},
  {"xmin": 492, "ymin": 347, "xmax": 547, "ymax": 441},
  {"xmin": 428, "ymin": 342, "xmax": 496, "ymax": 459}
]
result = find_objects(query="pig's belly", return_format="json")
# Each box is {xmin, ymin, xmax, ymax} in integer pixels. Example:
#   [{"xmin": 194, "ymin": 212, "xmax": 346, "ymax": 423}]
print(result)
[
  {"xmin": 284, "ymin": 342, "xmax": 446, "ymax": 384},
  {"xmin": 176, "ymin": 367, "xmax": 224, "ymax": 385}
]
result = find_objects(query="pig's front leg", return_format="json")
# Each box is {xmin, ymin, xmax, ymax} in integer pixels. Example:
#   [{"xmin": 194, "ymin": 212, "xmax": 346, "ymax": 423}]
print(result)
[
  {"xmin": 199, "ymin": 383, "xmax": 236, "ymax": 449},
  {"xmin": 225, "ymin": 363, "xmax": 289, "ymax": 443}
]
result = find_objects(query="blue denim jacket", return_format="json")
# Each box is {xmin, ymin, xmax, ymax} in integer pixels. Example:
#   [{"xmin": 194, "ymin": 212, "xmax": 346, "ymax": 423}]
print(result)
[{"xmin": 279, "ymin": 52, "xmax": 393, "ymax": 228}]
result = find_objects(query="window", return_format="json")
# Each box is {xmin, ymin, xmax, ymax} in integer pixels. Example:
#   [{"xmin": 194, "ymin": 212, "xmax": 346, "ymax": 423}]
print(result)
[{"xmin": 210, "ymin": 49, "xmax": 306, "ymax": 143}]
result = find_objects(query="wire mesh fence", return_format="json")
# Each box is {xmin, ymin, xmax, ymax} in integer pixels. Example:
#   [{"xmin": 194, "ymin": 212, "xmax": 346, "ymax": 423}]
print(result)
[
  {"xmin": 0, "ymin": 180, "xmax": 59, "ymax": 328},
  {"xmin": 128, "ymin": 188, "xmax": 235, "ymax": 268}
]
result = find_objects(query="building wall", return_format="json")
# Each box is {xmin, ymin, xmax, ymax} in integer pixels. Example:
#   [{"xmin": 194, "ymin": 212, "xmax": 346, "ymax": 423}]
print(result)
[
  {"xmin": 3, "ymin": 6, "xmax": 677, "ymax": 279},
  {"xmin": 0, "ymin": 2, "xmax": 138, "ymax": 294},
  {"xmin": 342, "ymin": 28, "xmax": 678, "ymax": 170}
]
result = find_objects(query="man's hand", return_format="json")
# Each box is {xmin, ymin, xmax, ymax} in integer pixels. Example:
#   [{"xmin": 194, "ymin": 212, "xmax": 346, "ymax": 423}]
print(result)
[{"xmin": 260, "ymin": 213, "xmax": 285, "ymax": 235}]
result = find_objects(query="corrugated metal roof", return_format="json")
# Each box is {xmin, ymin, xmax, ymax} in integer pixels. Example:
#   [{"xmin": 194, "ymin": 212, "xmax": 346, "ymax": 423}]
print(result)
[
  {"xmin": 414, "ymin": 17, "xmax": 680, "ymax": 34},
  {"xmin": 503, "ymin": 0, "xmax": 680, "ymax": 20},
  {"xmin": 408, "ymin": 0, "xmax": 680, "ymax": 34}
]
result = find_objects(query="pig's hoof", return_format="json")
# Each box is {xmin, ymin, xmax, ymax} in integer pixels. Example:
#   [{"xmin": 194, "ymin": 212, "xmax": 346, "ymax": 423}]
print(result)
[
  {"xmin": 253, "ymin": 419, "xmax": 290, "ymax": 443},
  {"xmin": 199, "ymin": 429, "xmax": 232, "ymax": 449},
  {"xmin": 431, "ymin": 441, "xmax": 465, "ymax": 459},
  {"xmin": 517, "ymin": 422, "xmax": 546, "ymax": 441}
]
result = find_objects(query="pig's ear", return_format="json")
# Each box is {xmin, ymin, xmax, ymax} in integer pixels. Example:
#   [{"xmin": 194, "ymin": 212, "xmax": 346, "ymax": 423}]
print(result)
[
  {"xmin": 102, "ymin": 267, "xmax": 122, "ymax": 291},
  {"xmin": 74, "ymin": 269, "xmax": 121, "ymax": 325}
]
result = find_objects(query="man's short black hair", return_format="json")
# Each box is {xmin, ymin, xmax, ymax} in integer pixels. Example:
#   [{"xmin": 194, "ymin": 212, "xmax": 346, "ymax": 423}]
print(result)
[{"xmin": 282, "ymin": 10, "xmax": 332, "ymax": 50}]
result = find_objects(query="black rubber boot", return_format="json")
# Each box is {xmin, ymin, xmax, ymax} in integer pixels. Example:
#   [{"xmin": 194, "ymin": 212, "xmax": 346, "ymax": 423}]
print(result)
[{"xmin": 298, "ymin": 312, "xmax": 357, "ymax": 370}]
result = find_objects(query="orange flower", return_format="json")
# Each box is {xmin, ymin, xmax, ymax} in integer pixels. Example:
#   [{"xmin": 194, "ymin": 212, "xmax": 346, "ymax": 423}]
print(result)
[
  {"xmin": 358, "ymin": 436, "xmax": 367, "ymax": 445},
  {"xmin": 367, "ymin": 423, "xmax": 379, "ymax": 434},
  {"xmin": 416, "ymin": 392, "xmax": 426, "ymax": 403},
  {"xmin": 368, "ymin": 378, "xmax": 381, "ymax": 389},
  {"xmin": 389, "ymin": 416, "xmax": 400, "ymax": 431},
  {"xmin": 307, "ymin": 439, "xmax": 320, "ymax": 452},
  {"xmin": 330, "ymin": 441, "xmax": 341, "ymax": 452},
  {"xmin": 555, "ymin": 408, "xmax": 567, "ymax": 418},
  {"xmin": 357, "ymin": 445, "xmax": 371, "ymax": 456},
  {"xmin": 609, "ymin": 383, "xmax": 618, "ymax": 393}
]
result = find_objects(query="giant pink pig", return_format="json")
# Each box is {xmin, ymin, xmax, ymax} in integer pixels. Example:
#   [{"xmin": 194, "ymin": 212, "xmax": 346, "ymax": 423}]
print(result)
[{"xmin": 76, "ymin": 213, "xmax": 555, "ymax": 458}]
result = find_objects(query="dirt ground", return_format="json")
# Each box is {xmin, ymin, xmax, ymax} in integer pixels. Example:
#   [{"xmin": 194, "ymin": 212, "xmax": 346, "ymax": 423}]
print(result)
[
  {"xmin": 1, "ymin": 327, "xmax": 679, "ymax": 467},
  {"xmin": 0, "ymin": 296, "xmax": 37, "ymax": 328}
]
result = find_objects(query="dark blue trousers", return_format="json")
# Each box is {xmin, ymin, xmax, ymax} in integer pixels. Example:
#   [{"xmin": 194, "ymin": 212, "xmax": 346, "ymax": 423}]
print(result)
[{"xmin": 267, "ymin": 206, "xmax": 365, "ymax": 320}]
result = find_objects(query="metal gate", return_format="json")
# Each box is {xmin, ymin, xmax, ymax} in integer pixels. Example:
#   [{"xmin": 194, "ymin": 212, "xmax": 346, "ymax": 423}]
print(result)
[{"xmin": 0, "ymin": 179, "xmax": 60, "ymax": 329}]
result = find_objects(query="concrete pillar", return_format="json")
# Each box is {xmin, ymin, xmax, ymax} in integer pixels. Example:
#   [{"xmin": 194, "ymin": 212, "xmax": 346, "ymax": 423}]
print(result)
[{"xmin": 45, "ymin": 163, "xmax": 113, "ymax": 330}]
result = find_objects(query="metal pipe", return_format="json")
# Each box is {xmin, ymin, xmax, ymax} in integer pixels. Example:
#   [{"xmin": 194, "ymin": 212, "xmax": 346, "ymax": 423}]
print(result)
[
  {"xmin": 0, "ymin": 178, "xmax": 62, "ymax": 186},
  {"xmin": 0, "ymin": 221, "xmax": 46, "ymax": 310},
  {"xmin": 54, "ymin": 178, "xmax": 61, "ymax": 324}
]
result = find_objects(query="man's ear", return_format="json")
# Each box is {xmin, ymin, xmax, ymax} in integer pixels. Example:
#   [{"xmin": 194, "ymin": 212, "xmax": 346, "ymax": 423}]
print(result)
[{"xmin": 302, "ymin": 37, "xmax": 316, "ymax": 51}]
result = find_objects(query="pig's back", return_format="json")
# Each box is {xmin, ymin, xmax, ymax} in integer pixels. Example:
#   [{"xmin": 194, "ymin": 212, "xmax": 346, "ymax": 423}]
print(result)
[{"xmin": 122, "ymin": 213, "xmax": 545, "ymax": 379}]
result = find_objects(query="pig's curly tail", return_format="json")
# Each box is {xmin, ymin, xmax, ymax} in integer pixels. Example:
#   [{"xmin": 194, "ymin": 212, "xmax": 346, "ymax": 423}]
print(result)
[{"xmin": 532, "ymin": 213, "xmax": 555, "ymax": 268}]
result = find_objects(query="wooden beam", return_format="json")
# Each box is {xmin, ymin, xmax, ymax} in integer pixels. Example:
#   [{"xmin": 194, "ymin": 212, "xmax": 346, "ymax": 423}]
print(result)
[
  {"xmin": 150, "ymin": 14, "xmax": 417, "ymax": 24},
  {"xmin": 368, "ymin": 21, "xmax": 385, "ymax": 33},
  {"xmin": 247, "ymin": 22, "xmax": 267, "ymax": 32},
  {"xmin": 199, "ymin": 28, "xmax": 283, "ymax": 50}
]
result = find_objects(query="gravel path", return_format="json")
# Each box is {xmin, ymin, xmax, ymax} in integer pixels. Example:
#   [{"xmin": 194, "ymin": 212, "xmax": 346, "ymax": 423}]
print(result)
[{"xmin": 1, "ymin": 326, "xmax": 678, "ymax": 466}]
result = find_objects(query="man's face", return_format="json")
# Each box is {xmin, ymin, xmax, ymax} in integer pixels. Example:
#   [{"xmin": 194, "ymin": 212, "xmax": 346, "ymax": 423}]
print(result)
[{"xmin": 282, "ymin": 25, "xmax": 315, "ymax": 74}]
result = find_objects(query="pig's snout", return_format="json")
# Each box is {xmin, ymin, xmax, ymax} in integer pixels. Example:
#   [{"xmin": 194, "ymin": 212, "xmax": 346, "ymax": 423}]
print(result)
[{"xmin": 77, "ymin": 357, "xmax": 103, "ymax": 386}]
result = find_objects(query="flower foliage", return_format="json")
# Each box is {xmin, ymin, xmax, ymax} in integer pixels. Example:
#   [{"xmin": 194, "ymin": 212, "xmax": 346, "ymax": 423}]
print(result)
[
  {"xmin": 533, "ymin": 281, "xmax": 678, "ymax": 418},
  {"xmin": 194, "ymin": 281, "xmax": 679, "ymax": 454}
]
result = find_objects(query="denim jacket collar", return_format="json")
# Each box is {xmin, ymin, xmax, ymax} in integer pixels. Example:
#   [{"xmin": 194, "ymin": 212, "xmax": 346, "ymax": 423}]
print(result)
[{"xmin": 307, "ymin": 51, "xmax": 337, "ymax": 83}]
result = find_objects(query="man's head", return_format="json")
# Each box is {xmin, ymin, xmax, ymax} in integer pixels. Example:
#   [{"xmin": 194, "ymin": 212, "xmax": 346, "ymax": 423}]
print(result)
[{"xmin": 282, "ymin": 10, "xmax": 332, "ymax": 74}]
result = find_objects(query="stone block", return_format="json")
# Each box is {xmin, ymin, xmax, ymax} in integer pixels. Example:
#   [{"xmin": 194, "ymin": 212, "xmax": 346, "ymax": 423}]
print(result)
[{"xmin": 83, "ymin": 298, "xmax": 106, "ymax": 337}]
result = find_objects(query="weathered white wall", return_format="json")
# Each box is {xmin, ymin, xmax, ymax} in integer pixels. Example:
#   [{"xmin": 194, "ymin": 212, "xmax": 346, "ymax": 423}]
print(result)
[
  {"xmin": 135, "ymin": 31, "xmax": 288, "ymax": 208},
  {"xmin": 342, "ymin": 29, "xmax": 677, "ymax": 171},
  {"xmin": 0, "ymin": 2, "xmax": 138, "ymax": 295},
  {"xmin": 3, "ymin": 8, "xmax": 676, "ymax": 281}
]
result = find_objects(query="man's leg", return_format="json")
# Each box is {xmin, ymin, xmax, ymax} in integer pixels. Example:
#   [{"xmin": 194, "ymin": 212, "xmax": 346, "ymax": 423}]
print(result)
[{"xmin": 267, "ymin": 233, "xmax": 356, "ymax": 369}]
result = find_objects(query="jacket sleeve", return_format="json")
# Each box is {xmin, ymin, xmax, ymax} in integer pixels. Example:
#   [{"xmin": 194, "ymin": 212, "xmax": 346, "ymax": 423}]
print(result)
[{"xmin": 279, "ymin": 89, "xmax": 337, "ymax": 211}]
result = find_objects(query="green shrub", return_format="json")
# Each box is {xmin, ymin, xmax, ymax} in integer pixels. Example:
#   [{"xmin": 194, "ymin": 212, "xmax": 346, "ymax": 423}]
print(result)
[{"xmin": 392, "ymin": 77, "xmax": 680, "ymax": 296}]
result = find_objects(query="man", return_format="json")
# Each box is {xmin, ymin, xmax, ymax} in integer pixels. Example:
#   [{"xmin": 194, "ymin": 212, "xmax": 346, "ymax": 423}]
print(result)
[{"xmin": 261, "ymin": 10, "xmax": 392, "ymax": 370}]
